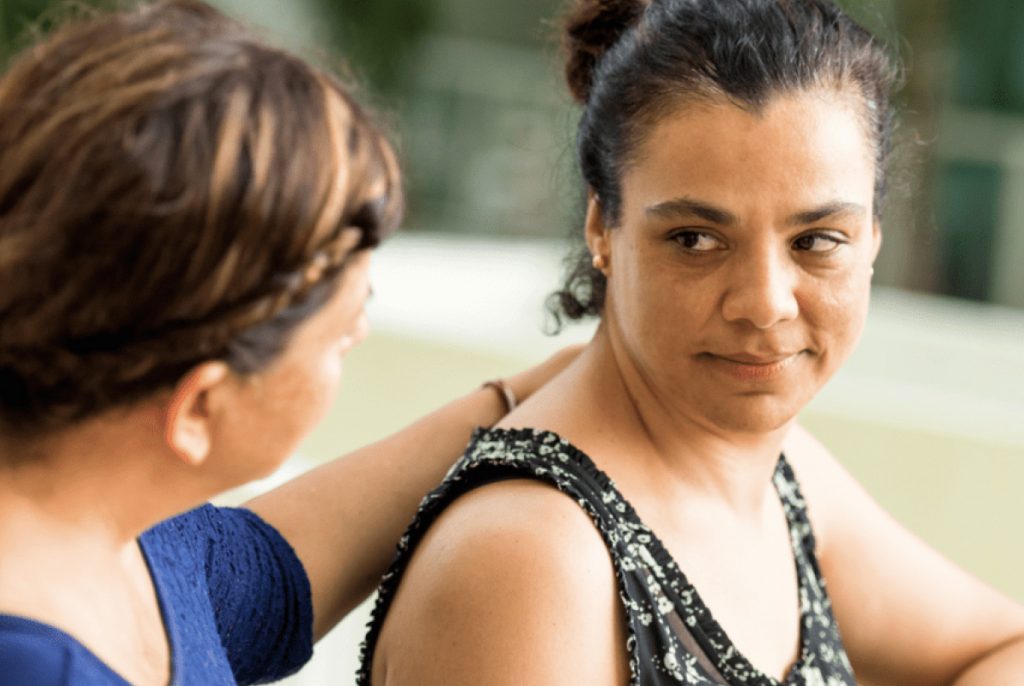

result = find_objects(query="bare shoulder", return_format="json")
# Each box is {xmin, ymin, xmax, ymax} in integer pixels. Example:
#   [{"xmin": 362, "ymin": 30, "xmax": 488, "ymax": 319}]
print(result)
[
  {"xmin": 780, "ymin": 422, "xmax": 868, "ymax": 551},
  {"xmin": 780, "ymin": 421, "xmax": 845, "ymax": 481},
  {"xmin": 373, "ymin": 479, "xmax": 629, "ymax": 686},
  {"xmin": 783, "ymin": 424, "xmax": 1024, "ymax": 684},
  {"xmin": 782, "ymin": 422, "xmax": 903, "ymax": 553}
]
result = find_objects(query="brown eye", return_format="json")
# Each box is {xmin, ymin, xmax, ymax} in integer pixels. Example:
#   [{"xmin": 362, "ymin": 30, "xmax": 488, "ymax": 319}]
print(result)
[
  {"xmin": 793, "ymin": 232, "xmax": 845, "ymax": 253},
  {"xmin": 672, "ymin": 230, "xmax": 724, "ymax": 252}
]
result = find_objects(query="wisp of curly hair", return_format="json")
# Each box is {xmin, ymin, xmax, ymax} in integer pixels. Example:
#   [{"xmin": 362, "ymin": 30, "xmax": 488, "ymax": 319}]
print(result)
[
  {"xmin": 549, "ymin": 0, "xmax": 901, "ymax": 327},
  {"xmin": 0, "ymin": 0, "xmax": 403, "ymax": 438}
]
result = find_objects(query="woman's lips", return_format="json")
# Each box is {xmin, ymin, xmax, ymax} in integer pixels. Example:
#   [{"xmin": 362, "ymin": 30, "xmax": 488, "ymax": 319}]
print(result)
[{"xmin": 702, "ymin": 351, "xmax": 805, "ymax": 381}]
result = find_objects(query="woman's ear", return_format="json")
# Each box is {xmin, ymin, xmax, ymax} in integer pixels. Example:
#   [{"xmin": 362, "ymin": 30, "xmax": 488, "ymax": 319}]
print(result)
[
  {"xmin": 163, "ymin": 361, "xmax": 232, "ymax": 467},
  {"xmin": 871, "ymin": 219, "xmax": 883, "ymax": 264},
  {"xmin": 585, "ymin": 192, "xmax": 611, "ymax": 273}
]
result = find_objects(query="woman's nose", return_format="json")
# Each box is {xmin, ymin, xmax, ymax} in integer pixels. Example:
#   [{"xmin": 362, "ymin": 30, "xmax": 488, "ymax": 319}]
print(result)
[{"xmin": 720, "ymin": 251, "xmax": 799, "ymax": 329}]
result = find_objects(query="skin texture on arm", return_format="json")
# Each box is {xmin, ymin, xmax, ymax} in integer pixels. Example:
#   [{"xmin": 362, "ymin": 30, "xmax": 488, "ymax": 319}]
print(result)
[
  {"xmin": 371, "ymin": 479, "xmax": 630, "ymax": 686},
  {"xmin": 784, "ymin": 424, "xmax": 1024, "ymax": 685},
  {"xmin": 246, "ymin": 346, "xmax": 580, "ymax": 640}
]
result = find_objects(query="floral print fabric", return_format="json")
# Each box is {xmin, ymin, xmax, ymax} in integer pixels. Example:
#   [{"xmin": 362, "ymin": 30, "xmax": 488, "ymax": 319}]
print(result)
[{"xmin": 358, "ymin": 427, "xmax": 855, "ymax": 685}]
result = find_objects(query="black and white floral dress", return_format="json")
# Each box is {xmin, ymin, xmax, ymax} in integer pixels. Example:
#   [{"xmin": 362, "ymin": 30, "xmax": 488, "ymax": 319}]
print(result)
[{"xmin": 358, "ymin": 427, "xmax": 856, "ymax": 685}]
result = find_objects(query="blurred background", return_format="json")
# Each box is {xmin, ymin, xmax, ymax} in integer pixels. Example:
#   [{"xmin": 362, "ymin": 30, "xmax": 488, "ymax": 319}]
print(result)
[{"xmin": 2, "ymin": 0, "xmax": 1023, "ymax": 682}]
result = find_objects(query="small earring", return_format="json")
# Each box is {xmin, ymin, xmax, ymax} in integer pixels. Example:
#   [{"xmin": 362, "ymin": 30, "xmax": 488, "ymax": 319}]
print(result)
[{"xmin": 592, "ymin": 254, "xmax": 607, "ymax": 271}]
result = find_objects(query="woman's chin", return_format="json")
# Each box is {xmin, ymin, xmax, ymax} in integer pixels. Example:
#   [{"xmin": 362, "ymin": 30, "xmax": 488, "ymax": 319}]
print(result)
[{"xmin": 700, "ymin": 394, "xmax": 806, "ymax": 436}]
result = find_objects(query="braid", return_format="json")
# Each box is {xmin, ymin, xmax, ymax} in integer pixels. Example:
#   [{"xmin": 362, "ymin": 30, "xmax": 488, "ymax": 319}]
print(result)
[
  {"xmin": 0, "ymin": 231, "xmax": 356, "ymax": 432},
  {"xmin": 0, "ymin": 0, "xmax": 403, "ymax": 437}
]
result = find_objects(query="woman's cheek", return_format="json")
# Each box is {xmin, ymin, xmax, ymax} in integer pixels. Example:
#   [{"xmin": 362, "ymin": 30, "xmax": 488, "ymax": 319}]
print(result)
[{"xmin": 318, "ymin": 353, "xmax": 345, "ymax": 400}]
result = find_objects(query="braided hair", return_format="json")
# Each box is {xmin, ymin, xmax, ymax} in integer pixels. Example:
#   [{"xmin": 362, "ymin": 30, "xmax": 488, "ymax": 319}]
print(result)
[{"xmin": 0, "ymin": 0, "xmax": 403, "ymax": 436}]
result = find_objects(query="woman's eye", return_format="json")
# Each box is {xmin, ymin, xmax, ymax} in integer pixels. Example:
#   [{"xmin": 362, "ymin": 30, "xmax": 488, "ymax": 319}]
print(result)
[
  {"xmin": 673, "ymin": 231, "xmax": 724, "ymax": 252},
  {"xmin": 793, "ymin": 232, "xmax": 846, "ymax": 253}
]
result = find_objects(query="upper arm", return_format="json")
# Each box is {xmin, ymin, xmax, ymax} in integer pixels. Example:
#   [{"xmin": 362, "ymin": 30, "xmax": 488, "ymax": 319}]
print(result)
[
  {"xmin": 244, "ymin": 388, "xmax": 507, "ymax": 641},
  {"xmin": 196, "ymin": 506, "xmax": 313, "ymax": 684},
  {"xmin": 373, "ymin": 480, "xmax": 630, "ymax": 686},
  {"xmin": 784, "ymin": 424, "xmax": 1024, "ymax": 685}
]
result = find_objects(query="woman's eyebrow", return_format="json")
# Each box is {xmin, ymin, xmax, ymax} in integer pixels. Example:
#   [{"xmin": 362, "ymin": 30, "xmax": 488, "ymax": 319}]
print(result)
[
  {"xmin": 645, "ymin": 197, "xmax": 737, "ymax": 225},
  {"xmin": 786, "ymin": 201, "xmax": 867, "ymax": 226},
  {"xmin": 645, "ymin": 197, "xmax": 867, "ymax": 227}
]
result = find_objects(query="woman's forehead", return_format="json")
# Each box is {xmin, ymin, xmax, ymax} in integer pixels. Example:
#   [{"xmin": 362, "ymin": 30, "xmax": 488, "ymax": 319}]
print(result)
[{"xmin": 623, "ymin": 90, "xmax": 877, "ymax": 218}]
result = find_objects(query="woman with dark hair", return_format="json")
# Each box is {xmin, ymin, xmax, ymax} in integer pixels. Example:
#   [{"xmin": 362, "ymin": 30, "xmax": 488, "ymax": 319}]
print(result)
[
  {"xmin": 360, "ymin": 1, "xmax": 1024, "ymax": 684},
  {"xmin": 0, "ymin": 1, "xmax": 575, "ymax": 684}
]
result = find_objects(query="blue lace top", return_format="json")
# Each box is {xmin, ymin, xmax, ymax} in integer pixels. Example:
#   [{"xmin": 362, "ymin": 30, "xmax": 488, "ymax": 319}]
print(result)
[{"xmin": 0, "ymin": 505, "xmax": 313, "ymax": 685}]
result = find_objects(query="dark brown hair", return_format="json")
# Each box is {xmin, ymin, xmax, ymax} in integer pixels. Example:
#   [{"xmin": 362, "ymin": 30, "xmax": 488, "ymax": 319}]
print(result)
[
  {"xmin": 0, "ymin": 0, "xmax": 403, "ymax": 436},
  {"xmin": 550, "ymin": 0, "xmax": 901, "ymax": 326}
]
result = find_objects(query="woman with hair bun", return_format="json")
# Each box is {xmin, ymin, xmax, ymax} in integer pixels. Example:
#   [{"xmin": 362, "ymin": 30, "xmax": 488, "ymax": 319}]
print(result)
[
  {"xmin": 360, "ymin": 1, "xmax": 1024, "ymax": 684},
  {"xmin": 0, "ymin": 1, "xmax": 577, "ymax": 683}
]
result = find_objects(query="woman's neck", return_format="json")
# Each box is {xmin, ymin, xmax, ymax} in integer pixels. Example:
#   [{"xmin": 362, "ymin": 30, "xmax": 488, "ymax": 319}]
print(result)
[
  {"xmin": 0, "ymin": 416, "xmax": 209, "ymax": 554},
  {"xmin": 0, "ymin": 423, "xmax": 177, "ymax": 686},
  {"xmin": 548, "ymin": 327, "xmax": 793, "ymax": 517}
]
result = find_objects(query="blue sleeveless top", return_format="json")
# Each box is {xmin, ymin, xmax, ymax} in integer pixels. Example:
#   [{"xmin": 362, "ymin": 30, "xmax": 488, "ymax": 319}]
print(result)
[
  {"xmin": 359, "ymin": 427, "xmax": 855, "ymax": 685},
  {"xmin": 0, "ymin": 505, "xmax": 313, "ymax": 685}
]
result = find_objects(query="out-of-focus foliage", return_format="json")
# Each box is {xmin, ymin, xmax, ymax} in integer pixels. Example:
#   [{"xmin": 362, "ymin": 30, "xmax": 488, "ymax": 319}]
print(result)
[
  {"xmin": 0, "ymin": 0, "xmax": 51, "ymax": 61},
  {"xmin": 311, "ymin": 0, "xmax": 438, "ymax": 92}
]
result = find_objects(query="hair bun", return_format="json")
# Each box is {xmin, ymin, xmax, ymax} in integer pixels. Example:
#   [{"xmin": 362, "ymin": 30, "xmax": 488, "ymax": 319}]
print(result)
[{"xmin": 563, "ymin": 0, "xmax": 647, "ymax": 104}]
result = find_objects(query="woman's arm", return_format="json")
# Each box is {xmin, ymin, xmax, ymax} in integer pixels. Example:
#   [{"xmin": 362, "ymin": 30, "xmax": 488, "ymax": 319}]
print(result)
[
  {"xmin": 952, "ymin": 636, "xmax": 1024, "ymax": 684},
  {"xmin": 784, "ymin": 425, "xmax": 1024, "ymax": 685},
  {"xmin": 246, "ymin": 346, "xmax": 580, "ymax": 640}
]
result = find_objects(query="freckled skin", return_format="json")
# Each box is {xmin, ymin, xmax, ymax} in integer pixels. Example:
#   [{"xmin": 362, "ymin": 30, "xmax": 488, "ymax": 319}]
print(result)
[{"xmin": 602, "ymin": 92, "xmax": 880, "ymax": 434}]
